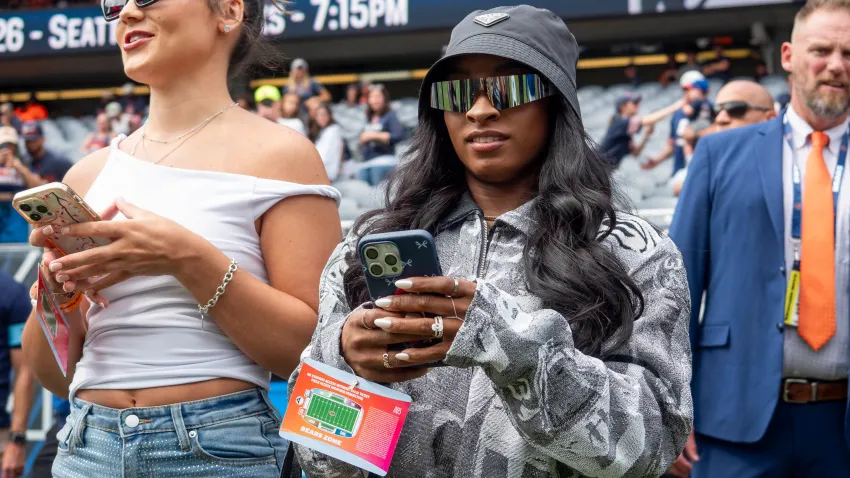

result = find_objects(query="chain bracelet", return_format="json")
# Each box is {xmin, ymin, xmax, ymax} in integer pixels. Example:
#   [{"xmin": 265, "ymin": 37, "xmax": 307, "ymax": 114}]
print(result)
[{"xmin": 198, "ymin": 259, "xmax": 238, "ymax": 328}]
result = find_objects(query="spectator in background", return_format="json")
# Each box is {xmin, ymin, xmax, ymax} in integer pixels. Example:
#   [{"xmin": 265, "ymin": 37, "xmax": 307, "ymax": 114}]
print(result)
[
  {"xmin": 600, "ymin": 92, "xmax": 684, "ymax": 167},
  {"xmin": 669, "ymin": 80, "xmax": 775, "ymax": 199},
  {"xmin": 0, "ymin": 104, "xmax": 20, "ymax": 133},
  {"xmin": 659, "ymin": 54, "xmax": 680, "ymax": 87},
  {"xmin": 105, "ymin": 101, "xmax": 130, "ymax": 136},
  {"xmin": 254, "ymin": 85, "xmax": 306, "ymax": 135},
  {"xmin": 703, "ymin": 44, "xmax": 732, "ymax": 83},
  {"xmin": 14, "ymin": 95, "xmax": 47, "ymax": 123},
  {"xmin": 624, "ymin": 62, "xmax": 640, "ymax": 87},
  {"xmin": 80, "ymin": 113, "xmax": 116, "ymax": 155},
  {"xmin": 342, "ymin": 83, "xmax": 361, "ymax": 108},
  {"xmin": 678, "ymin": 49, "xmax": 701, "ymax": 78},
  {"xmin": 359, "ymin": 80, "xmax": 372, "ymax": 105},
  {"xmin": 119, "ymin": 82, "xmax": 147, "ymax": 115},
  {"xmin": 359, "ymin": 84, "xmax": 405, "ymax": 186},
  {"xmin": 755, "ymin": 59, "xmax": 769, "ymax": 81},
  {"xmin": 0, "ymin": 128, "xmax": 36, "ymax": 244},
  {"xmin": 20, "ymin": 122, "xmax": 72, "ymax": 184},
  {"xmin": 308, "ymin": 103, "xmax": 344, "ymax": 182},
  {"xmin": 0, "ymin": 270, "xmax": 36, "ymax": 478},
  {"xmin": 283, "ymin": 58, "xmax": 331, "ymax": 109},
  {"xmin": 644, "ymin": 70, "xmax": 713, "ymax": 176},
  {"xmin": 281, "ymin": 93, "xmax": 307, "ymax": 135}
]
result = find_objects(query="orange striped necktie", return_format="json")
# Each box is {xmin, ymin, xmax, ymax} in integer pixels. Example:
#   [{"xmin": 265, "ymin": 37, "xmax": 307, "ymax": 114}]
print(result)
[{"xmin": 798, "ymin": 131, "xmax": 836, "ymax": 351}]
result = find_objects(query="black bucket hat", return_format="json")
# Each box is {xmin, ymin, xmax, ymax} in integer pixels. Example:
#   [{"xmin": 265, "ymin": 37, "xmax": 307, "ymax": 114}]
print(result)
[{"xmin": 418, "ymin": 5, "xmax": 581, "ymax": 121}]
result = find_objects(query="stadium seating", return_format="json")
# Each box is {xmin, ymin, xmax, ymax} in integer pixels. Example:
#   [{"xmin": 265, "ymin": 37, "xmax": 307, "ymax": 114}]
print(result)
[{"xmin": 27, "ymin": 77, "xmax": 789, "ymax": 232}]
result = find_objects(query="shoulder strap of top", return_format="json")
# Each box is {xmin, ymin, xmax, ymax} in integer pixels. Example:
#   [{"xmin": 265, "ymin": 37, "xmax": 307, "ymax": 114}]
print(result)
[{"xmin": 251, "ymin": 178, "xmax": 341, "ymax": 221}]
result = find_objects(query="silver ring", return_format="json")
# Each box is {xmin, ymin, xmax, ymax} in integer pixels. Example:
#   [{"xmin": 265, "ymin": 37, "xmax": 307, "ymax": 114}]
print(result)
[
  {"xmin": 382, "ymin": 353, "xmax": 392, "ymax": 369},
  {"xmin": 451, "ymin": 278, "xmax": 460, "ymax": 297},
  {"xmin": 431, "ymin": 316, "xmax": 444, "ymax": 339}
]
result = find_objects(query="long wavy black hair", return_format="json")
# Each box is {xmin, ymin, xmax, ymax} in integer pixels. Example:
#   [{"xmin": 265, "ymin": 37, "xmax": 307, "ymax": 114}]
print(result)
[{"xmin": 342, "ymin": 83, "xmax": 644, "ymax": 358}]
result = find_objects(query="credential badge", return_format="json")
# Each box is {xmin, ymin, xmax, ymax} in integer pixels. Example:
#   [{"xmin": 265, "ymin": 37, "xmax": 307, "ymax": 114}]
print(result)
[{"xmin": 474, "ymin": 13, "xmax": 510, "ymax": 28}]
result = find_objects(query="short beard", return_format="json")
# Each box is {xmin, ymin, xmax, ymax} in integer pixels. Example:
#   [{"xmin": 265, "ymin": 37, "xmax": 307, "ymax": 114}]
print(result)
[{"xmin": 798, "ymin": 83, "xmax": 850, "ymax": 120}]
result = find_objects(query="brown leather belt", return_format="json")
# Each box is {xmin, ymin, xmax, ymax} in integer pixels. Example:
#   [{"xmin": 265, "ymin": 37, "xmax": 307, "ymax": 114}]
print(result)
[{"xmin": 782, "ymin": 378, "xmax": 848, "ymax": 404}]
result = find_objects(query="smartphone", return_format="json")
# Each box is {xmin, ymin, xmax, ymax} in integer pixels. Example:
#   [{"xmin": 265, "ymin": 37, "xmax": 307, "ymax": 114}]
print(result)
[
  {"xmin": 12, "ymin": 182, "xmax": 111, "ymax": 255},
  {"xmin": 359, "ymin": 230, "xmax": 445, "ymax": 366},
  {"xmin": 358, "ymin": 230, "xmax": 442, "ymax": 301}
]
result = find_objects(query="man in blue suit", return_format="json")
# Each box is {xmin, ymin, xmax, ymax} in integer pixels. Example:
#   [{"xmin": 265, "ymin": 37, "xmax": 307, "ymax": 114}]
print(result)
[{"xmin": 670, "ymin": 0, "xmax": 850, "ymax": 476}]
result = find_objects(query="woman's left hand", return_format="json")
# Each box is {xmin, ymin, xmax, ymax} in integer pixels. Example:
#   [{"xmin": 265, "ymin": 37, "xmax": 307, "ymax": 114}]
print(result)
[
  {"xmin": 373, "ymin": 276, "xmax": 477, "ymax": 368},
  {"xmin": 47, "ymin": 197, "xmax": 200, "ymax": 294}
]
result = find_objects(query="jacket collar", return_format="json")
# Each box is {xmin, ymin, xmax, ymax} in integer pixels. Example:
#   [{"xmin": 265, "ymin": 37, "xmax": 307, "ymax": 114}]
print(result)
[{"xmin": 437, "ymin": 191, "xmax": 537, "ymax": 236}]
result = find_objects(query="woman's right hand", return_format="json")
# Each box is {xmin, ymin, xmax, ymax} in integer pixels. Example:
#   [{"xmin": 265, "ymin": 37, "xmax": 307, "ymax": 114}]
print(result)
[{"xmin": 340, "ymin": 306, "xmax": 431, "ymax": 383}]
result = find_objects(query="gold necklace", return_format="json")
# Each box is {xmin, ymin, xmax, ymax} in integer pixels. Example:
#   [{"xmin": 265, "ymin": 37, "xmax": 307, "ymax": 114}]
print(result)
[
  {"xmin": 140, "ymin": 102, "xmax": 237, "ymax": 145},
  {"xmin": 131, "ymin": 102, "xmax": 236, "ymax": 165}
]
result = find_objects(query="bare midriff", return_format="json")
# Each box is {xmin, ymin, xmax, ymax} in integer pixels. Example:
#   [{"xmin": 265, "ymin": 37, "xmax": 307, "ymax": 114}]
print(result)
[{"xmin": 76, "ymin": 378, "xmax": 256, "ymax": 409}]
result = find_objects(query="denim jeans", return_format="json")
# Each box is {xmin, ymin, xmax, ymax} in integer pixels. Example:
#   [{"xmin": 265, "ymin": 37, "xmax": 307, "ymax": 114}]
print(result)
[{"xmin": 52, "ymin": 388, "xmax": 287, "ymax": 477}]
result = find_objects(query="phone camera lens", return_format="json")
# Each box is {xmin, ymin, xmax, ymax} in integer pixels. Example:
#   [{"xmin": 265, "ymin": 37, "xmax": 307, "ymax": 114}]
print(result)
[
  {"xmin": 29, "ymin": 213, "xmax": 42, "ymax": 221},
  {"xmin": 20, "ymin": 204, "xmax": 31, "ymax": 212},
  {"xmin": 36, "ymin": 205, "xmax": 48, "ymax": 214},
  {"xmin": 385, "ymin": 254, "xmax": 398, "ymax": 266},
  {"xmin": 369, "ymin": 264, "xmax": 384, "ymax": 277},
  {"xmin": 365, "ymin": 248, "xmax": 379, "ymax": 260}
]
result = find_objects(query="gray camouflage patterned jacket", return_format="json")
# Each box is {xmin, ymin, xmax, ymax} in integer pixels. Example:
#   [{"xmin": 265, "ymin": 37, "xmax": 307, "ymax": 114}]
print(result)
[{"xmin": 290, "ymin": 195, "xmax": 693, "ymax": 478}]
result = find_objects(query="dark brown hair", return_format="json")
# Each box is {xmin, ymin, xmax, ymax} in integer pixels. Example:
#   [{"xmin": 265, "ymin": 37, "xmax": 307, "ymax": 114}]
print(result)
[
  {"xmin": 308, "ymin": 103, "xmax": 336, "ymax": 142},
  {"xmin": 365, "ymin": 84, "xmax": 392, "ymax": 119},
  {"xmin": 208, "ymin": 0, "xmax": 288, "ymax": 77}
]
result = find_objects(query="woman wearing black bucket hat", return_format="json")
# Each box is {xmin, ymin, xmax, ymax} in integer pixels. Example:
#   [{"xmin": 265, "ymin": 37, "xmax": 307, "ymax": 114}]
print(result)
[{"xmin": 291, "ymin": 5, "xmax": 692, "ymax": 477}]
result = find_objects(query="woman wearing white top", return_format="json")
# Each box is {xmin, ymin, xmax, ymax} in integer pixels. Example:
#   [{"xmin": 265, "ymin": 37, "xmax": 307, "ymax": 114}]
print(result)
[
  {"xmin": 22, "ymin": 0, "xmax": 341, "ymax": 476},
  {"xmin": 308, "ymin": 103, "xmax": 344, "ymax": 182}
]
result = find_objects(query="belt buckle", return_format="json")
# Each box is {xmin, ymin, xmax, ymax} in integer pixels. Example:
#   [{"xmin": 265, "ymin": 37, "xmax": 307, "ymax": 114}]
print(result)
[{"xmin": 783, "ymin": 378, "xmax": 817, "ymax": 403}]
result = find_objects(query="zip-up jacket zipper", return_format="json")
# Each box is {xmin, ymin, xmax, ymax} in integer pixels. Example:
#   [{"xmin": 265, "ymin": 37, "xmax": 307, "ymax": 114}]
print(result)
[{"xmin": 476, "ymin": 215, "xmax": 490, "ymax": 279}]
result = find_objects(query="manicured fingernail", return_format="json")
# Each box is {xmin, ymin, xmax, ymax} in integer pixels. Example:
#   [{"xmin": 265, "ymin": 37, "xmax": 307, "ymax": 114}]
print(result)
[
  {"xmin": 395, "ymin": 279, "xmax": 413, "ymax": 289},
  {"xmin": 60, "ymin": 227, "xmax": 70, "ymax": 235},
  {"xmin": 375, "ymin": 298, "xmax": 392, "ymax": 308},
  {"xmin": 396, "ymin": 353, "xmax": 410, "ymax": 362},
  {"xmin": 31, "ymin": 299, "xmax": 37, "ymax": 308},
  {"xmin": 373, "ymin": 318, "xmax": 393, "ymax": 330},
  {"xmin": 56, "ymin": 274, "xmax": 69, "ymax": 283},
  {"xmin": 98, "ymin": 302, "xmax": 107, "ymax": 309},
  {"xmin": 48, "ymin": 261, "xmax": 63, "ymax": 272},
  {"xmin": 63, "ymin": 282, "xmax": 74, "ymax": 292},
  {"xmin": 42, "ymin": 226, "xmax": 54, "ymax": 235}
]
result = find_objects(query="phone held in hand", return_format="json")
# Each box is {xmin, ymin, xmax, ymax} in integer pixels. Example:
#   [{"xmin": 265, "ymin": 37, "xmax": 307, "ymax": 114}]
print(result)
[
  {"xmin": 358, "ymin": 230, "xmax": 446, "ymax": 367},
  {"xmin": 12, "ymin": 182, "xmax": 111, "ymax": 255}
]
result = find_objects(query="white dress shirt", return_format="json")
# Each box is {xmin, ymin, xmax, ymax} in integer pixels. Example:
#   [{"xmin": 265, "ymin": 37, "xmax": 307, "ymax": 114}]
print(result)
[{"xmin": 782, "ymin": 106, "xmax": 850, "ymax": 380}]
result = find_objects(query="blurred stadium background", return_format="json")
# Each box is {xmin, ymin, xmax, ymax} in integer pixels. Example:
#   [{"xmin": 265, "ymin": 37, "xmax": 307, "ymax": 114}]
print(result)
[{"xmin": 0, "ymin": 0, "xmax": 803, "ymax": 474}]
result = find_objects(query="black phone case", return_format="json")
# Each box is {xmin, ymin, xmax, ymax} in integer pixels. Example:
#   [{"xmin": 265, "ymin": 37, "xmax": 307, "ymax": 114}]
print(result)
[{"xmin": 358, "ymin": 230, "xmax": 446, "ymax": 368}]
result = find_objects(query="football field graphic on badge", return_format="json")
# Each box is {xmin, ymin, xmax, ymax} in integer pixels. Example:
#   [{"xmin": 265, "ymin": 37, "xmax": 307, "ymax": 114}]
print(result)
[{"xmin": 302, "ymin": 389, "xmax": 363, "ymax": 438}]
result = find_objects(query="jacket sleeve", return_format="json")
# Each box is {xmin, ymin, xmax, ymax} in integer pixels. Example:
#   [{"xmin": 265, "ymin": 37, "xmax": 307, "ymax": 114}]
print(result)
[
  {"xmin": 669, "ymin": 137, "xmax": 712, "ymax": 352},
  {"xmin": 443, "ymin": 236, "xmax": 693, "ymax": 478},
  {"xmin": 383, "ymin": 112, "xmax": 406, "ymax": 146},
  {"xmin": 289, "ymin": 237, "xmax": 369, "ymax": 478}
]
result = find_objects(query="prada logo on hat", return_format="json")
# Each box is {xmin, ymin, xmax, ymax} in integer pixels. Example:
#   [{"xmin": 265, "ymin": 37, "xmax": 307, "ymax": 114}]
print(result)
[{"xmin": 474, "ymin": 13, "xmax": 509, "ymax": 27}]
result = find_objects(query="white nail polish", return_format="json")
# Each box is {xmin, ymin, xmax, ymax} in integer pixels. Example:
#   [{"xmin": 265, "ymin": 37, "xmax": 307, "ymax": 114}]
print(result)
[
  {"xmin": 98, "ymin": 302, "xmax": 107, "ymax": 309},
  {"xmin": 48, "ymin": 262, "xmax": 62, "ymax": 272},
  {"xmin": 395, "ymin": 279, "xmax": 413, "ymax": 289},
  {"xmin": 42, "ymin": 226, "xmax": 54, "ymax": 235},
  {"xmin": 396, "ymin": 353, "xmax": 410, "ymax": 362},
  {"xmin": 373, "ymin": 318, "xmax": 393, "ymax": 330},
  {"xmin": 374, "ymin": 298, "xmax": 392, "ymax": 308},
  {"xmin": 60, "ymin": 227, "xmax": 70, "ymax": 235},
  {"xmin": 31, "ymin": 299, "xmax": 37, "ymax": 308},
  {"xmin": 56, "ymin": 274, "xmax": 69, "ymax": 283}
]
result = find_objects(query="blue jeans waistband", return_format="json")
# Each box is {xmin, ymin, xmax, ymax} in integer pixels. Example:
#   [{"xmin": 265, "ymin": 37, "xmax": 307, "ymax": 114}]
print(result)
[{"xmin": 70, "ymin": 387, "xmax": 279, "ymax": 438}]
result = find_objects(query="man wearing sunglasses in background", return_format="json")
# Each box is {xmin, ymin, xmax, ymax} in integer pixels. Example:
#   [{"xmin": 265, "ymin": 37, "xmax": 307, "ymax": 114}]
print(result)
[{"xmin": 668, "ymin": 80, "xmax": 776, "ymax": 196}]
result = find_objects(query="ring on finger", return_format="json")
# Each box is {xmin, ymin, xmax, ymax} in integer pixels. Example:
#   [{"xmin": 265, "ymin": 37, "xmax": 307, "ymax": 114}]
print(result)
[
  {"xmin": 382, "ymin": 352, "xmax": 392, "ymax": 369},
  {"xmin": 450, "ymin": 277, "xmax": 460, "ymax": 297},
  {"xmin": 431, "ymin": 315, "xmax": 444, "ymax": 339},
  {"xmin": 360, "ymin": 310, "xmax": 374, "ymax": 330}
]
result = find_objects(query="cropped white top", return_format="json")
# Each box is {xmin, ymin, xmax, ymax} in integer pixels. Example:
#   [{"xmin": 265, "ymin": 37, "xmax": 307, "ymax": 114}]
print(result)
[{"xmin": 69, "ymin": 136, "xmax": 340, "ymax": 396}]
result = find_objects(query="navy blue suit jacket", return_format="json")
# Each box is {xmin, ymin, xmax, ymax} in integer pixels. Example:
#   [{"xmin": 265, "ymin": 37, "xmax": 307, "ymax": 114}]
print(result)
[{"xmin": 669, "ymin": 115, "xmax": 850, "ymax": 446}]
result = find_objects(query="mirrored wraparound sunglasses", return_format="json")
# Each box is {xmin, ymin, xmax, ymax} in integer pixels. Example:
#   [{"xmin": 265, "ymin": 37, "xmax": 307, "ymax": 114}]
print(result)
[
  {"xmin": 101, "ymin": 0, "xmax": 160, "ymax": 22},
  {"xmin": 430, "ymin": 74, "xmax": 552, "ymax": 113},
  {"xmin": 713, "ymin": 101, "xmax": 772, "ymax": 119}
]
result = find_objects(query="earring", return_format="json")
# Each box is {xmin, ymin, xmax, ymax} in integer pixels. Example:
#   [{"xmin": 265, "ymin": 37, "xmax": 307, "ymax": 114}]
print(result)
[{"xmin": 224, "ymin": 25, "xmax": 232, "ymax": 33}]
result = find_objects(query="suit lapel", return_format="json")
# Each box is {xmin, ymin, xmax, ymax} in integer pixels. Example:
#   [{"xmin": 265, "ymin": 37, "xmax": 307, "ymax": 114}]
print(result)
[{"xmin": 755, "ymin": 116, "xmax": 785, "ymax": 249}]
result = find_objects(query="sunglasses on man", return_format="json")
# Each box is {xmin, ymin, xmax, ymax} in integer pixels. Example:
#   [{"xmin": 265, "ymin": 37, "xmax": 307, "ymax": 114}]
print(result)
[
  {"xmin": 101, "ymin": 0, "xmax": 159, "ymax": 22},
  {"xmin": 430, "ymin": 73, "xmax": 552, "ymax": 113},
  {"xmin": 713, "ymin": 101, "xmax": 772, "ymax": 119}
]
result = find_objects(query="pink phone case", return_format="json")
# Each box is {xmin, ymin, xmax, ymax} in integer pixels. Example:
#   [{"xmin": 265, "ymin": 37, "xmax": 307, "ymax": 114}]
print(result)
[{"xmin": 12, "ymin": 182, "xmax": 110, "ymax": 256}]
